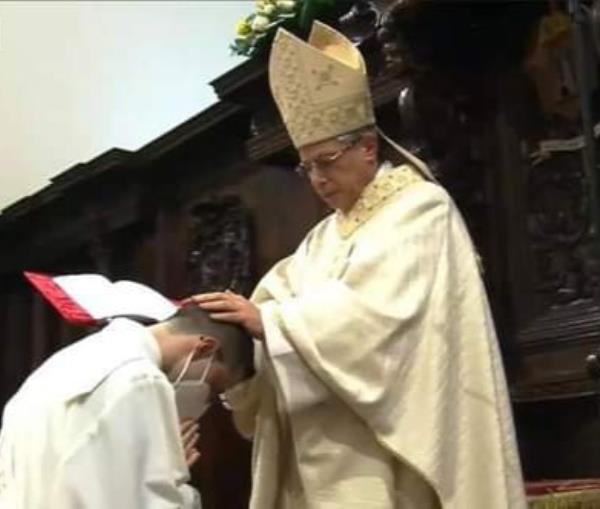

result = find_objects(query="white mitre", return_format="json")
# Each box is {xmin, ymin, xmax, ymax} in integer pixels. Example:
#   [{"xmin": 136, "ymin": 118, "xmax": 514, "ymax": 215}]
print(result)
[{"xmin": 269, "ymin": 21, "xmax": 375, "ymax": 149}]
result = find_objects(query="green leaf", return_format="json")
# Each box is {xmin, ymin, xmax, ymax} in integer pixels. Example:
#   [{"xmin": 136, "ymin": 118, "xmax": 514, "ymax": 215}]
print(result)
[{"xmin": 299, "ymin": 0, "xmax": 336, "ymax": 30}]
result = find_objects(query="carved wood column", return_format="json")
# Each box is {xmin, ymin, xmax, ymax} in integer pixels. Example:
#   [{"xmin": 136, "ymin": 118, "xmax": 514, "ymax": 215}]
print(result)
[{"xmin": 181, "ymin": 195, "xmax": 255, "ymax": 509}]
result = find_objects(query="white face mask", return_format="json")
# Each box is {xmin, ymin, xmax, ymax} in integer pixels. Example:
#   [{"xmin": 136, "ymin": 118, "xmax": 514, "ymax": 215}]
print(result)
[{"xmin": 172, "ymin": 350, "xmax": 214, "ymax": 420}]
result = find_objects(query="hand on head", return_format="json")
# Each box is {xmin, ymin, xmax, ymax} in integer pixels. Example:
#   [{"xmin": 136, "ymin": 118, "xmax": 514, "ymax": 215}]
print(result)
[{"xmin": 183, "ymin": 291, "xmax": 265, "ymax": 340}]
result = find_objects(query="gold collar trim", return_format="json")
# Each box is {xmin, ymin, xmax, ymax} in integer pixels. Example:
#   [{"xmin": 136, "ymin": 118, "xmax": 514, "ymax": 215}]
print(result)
[{"xmin": 335, "ymin": 165, "xmax": 423, "ymax": 239}]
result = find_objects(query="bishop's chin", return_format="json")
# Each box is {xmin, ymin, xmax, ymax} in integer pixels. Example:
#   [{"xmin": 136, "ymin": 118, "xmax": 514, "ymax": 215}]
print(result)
[{"xmin": 318, "ymin": 192, "xmax": 339, "ymax": 210}]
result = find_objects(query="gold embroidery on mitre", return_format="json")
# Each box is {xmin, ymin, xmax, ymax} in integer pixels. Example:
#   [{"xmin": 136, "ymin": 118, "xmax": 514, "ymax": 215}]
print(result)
[
  {"xmin": 269, "ymin": 21, "xmax": 375, "ymax": 149},
  {"xmin": 336, "ymin": 165, "xmax": 424, "ymax": 239}
]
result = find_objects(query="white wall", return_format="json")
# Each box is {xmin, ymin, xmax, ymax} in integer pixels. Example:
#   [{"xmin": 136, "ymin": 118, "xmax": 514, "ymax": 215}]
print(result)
[{"xmin": 0, "ymin": 1, "xmax": 251, "ymax": 209}]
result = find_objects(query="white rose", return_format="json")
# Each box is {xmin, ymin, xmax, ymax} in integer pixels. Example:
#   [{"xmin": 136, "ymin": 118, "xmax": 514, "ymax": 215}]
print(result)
[
  {"xmin": 276, "ymin": 0, "xmax": 296, "ymax": 12},
  {"xmin": 262, "ymin": 4, "xmax": 276, "ymax": 15},
  {"xmin": 251, "ymin": 14, "xmax": 270, "ymax": 32}
]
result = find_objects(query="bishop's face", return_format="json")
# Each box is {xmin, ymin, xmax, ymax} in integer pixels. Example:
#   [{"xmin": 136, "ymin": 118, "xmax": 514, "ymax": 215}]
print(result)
[{"xmin": 297, "ymin": 134, "xmax": 378, "ymax": 214}]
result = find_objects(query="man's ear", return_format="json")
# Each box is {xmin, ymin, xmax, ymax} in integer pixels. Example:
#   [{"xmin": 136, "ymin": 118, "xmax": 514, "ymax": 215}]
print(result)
[
  {"xmin": 362, "ymin": 133, "xmax": 378, "ymax": 163},
  {"xmin": 192, "ymin": 336, "xmax": 218, "ymax": 360}
]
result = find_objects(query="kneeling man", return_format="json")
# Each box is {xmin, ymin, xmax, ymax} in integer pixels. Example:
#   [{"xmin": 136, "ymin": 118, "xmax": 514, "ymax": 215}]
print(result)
[{"xmin": 0, "ymin": 275, "xmax": 252, "ymax": 509}]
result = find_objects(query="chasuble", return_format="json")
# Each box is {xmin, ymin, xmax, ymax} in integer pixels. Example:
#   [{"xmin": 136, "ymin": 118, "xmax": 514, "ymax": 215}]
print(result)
[{"xmin": 227, "ymin": 165, "xmax": 527, "ymax": 509}]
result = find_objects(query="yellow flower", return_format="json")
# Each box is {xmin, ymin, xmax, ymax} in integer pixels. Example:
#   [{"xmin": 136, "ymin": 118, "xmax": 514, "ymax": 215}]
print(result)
[{"xmin": 236, "ymin": 19, "xmax": 252, "ymax": 36}]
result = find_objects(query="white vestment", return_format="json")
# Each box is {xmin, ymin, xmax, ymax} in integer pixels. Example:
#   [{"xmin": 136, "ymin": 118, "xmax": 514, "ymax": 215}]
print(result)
[
  {"xmin": 0, "ymin": 318, "xmax": 200, "ymax": 509},
  {"xmin": 227, "ymin": 165, "xmax": 527, "ymax": 508}
]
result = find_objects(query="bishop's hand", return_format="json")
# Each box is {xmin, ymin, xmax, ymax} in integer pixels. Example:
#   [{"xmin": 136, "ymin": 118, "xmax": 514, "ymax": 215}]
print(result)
[{"xmin": 185, "ymin": 291, "xmax": 265, "ymax": 340}]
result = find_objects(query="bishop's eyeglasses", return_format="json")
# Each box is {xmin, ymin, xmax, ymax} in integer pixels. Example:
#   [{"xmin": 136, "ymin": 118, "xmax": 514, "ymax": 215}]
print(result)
[{"xmin": 295, "ymin": 137, "xmax": 361, "ymax": 178}]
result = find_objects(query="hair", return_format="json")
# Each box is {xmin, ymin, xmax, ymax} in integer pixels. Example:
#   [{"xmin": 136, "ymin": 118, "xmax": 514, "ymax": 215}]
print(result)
[
  {"xmin": 336, "ymin": 125, "xmax": 376, "ymax": 146},
  {"xmin": 336, "ymin": 125, "xmax": 406, "ymax": 167},
  {"xmin": 163, "ymin": 304, "xmax": 254, "ymax": 381}
]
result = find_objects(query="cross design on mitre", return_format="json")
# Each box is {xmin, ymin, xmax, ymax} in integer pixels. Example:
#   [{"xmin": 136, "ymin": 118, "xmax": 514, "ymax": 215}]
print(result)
[{"xmin": 312, "ymin": 64, "xmax": 339, "ymax": 91}]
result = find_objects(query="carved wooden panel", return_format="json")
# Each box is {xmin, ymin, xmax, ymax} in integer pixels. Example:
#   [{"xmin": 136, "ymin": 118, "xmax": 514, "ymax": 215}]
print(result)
[
  {"xmin": 513, "ymin": 302, "xmax": 600, "ymax": 401},
  {"xmin": 526, "ymin": 152, "xmax": 599, "ymax": 310},
  {"xmin": 511, "ymin": 142, "xmax": 600, "ymax": 401},
  {"xmin": 186, "ymin": 196, "xmax": 254, "ymax": 297}
]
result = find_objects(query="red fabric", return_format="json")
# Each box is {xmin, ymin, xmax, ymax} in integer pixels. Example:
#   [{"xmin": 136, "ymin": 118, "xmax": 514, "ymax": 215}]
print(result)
[
  {"xmin": 23, "ymin": 271, "xmax": 97, "ymax": 325},
  {"xmin": 526, "ymin": 479, "xmax": 600, "ymax": 496}
]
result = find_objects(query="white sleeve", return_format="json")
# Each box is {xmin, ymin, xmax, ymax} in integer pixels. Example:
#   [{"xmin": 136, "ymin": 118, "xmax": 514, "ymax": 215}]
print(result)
[{"xmin": 52, "ymin": 375, "xmax": 200, "ymax": 509}]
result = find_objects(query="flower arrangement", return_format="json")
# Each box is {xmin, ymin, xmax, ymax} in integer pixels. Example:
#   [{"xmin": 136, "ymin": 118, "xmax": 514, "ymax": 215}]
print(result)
[{"xmin": 231, "ymin": 0, "xmax": 336, "ymax": 58}]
